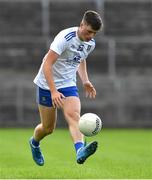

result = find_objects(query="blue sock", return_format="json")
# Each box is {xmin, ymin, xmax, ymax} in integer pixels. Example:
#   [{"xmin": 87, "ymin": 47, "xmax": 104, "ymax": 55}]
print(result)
[
  {"xmin": 74, "ymin": 142, "xmax": 84, "ymax": 153},
  {"xmin": 31, "ymin": 137, "xmax": 39, "ymax": 147}
]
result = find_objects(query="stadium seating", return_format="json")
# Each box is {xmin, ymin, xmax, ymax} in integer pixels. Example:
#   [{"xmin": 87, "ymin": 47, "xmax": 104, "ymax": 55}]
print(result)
[{"xmin": 0, "ymin": 0, "xmax": 152, "ymax": 127}]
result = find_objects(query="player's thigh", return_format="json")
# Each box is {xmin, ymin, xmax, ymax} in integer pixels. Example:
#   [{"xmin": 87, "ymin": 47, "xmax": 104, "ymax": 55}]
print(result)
[
  {"xmin": 38, "ymin": 104, "xmax": 57, "ymax": 130},
  {"xmin": 63, "ymin": 96, "xmax": 81, "ymax": 123}
]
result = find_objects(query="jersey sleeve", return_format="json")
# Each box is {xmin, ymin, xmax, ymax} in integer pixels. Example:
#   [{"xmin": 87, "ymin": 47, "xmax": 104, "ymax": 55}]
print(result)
[{"xmin": 50, "ymin": 31, "xmax": 67, "ymax": 55}]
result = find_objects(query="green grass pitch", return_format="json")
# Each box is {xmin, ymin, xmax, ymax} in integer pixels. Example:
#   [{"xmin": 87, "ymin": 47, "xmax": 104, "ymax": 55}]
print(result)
[{"xmin": 0, "ymin": 128, "xmax": 152, "ymax": 179}]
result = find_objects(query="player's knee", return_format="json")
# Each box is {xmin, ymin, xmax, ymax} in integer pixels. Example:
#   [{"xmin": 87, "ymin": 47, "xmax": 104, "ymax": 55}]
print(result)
[
  {"xmin": 64, "ymin": 110, "xmax": 80, "ymax": 123},
  {"xmin": 43, "ymin": 126, "xmax": 54, "ymax": 135}
]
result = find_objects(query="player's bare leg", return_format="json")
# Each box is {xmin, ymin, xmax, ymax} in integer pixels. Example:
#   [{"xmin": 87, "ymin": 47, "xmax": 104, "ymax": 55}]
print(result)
[
  {"xmin": 29, "ymin": 105, "xmax": 57, "ymax": 166},
  {"xmin": 34, "ymin": 105, "xmax": 57, "ymax": 141},
  {"xmin": 63, "ymin": 96, "xmax": 83, "ymax": 142},
  {"xmin": 63, "ymin": 96, "xmax": 98, "ymax": 164}
]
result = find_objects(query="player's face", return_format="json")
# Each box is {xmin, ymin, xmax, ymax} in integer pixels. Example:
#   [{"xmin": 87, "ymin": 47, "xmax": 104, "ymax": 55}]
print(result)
[{"xmin": 78, "ymin": 22, "xmax": 98, "ymax": 42}]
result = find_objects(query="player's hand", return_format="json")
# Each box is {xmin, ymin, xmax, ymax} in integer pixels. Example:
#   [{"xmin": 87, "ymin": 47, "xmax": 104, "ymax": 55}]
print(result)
[
  {"xmin": 83, "ymin": 81, "xmax": 96, "ymax": 99},
  {"xmin": 51, "ymin": 90, "xmax": 65, "ymax": 108}
]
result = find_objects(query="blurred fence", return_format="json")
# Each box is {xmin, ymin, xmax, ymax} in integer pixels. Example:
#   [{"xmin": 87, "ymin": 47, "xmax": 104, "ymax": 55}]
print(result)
[{"xmin": 0, "ymin": 0, "xmax": 152, "ymax": 127}]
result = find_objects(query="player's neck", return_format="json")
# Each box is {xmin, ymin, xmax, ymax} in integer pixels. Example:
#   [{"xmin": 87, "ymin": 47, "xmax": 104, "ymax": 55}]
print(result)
[{"xmin": 77, "ymin": 28, "xmax": 84, "ymax": 41}]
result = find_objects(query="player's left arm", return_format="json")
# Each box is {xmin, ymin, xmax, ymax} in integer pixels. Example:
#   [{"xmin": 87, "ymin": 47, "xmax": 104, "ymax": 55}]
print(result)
[{"xmin": 78, "ymin": 59, "xmax": 96, "ymax": 98}]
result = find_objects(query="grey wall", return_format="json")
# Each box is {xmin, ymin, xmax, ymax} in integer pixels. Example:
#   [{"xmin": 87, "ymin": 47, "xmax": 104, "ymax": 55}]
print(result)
[{"xmin": 0, "ymin": 0, "xmax": 152, "ymax": 128}]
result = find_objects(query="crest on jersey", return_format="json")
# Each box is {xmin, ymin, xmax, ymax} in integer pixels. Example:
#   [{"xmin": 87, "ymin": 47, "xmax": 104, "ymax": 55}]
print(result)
[{"xmin": 87, "ymin": 45, "xmax": 92, "ymax": 51}]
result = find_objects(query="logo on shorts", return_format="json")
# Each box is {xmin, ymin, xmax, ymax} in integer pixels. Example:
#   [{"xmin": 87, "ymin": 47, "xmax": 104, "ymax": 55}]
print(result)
[{"xmin": 42, "ymin": 97, "xmax": 46, "ymax": 102}]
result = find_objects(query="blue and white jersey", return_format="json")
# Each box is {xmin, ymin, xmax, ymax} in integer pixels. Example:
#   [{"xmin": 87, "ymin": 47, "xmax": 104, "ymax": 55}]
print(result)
[{"xmin": 34, "ymin": 27, "xmax": 95, "ymax": 90}]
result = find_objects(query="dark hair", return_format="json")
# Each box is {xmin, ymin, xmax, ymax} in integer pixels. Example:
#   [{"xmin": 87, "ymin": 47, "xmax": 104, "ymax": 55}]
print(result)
[{"xmin": 82, "ymin": 10, "xmax": 102, "ymax": 31}]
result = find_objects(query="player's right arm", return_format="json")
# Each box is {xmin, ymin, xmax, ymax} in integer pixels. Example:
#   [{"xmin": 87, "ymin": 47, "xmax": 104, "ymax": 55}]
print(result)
[
  {"xmin": 43, "ymin": 50, "xmax": 65, "ymax": 108},
  {"xmin": 43, "ymin": 29, "xmax": 68, "ymax": 108}
]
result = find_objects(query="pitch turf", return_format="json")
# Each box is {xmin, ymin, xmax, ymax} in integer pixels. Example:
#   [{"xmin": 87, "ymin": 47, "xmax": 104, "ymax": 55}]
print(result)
[{"xmin": 0, "ymin": 128, "xmax": 152, "ymax": 179}]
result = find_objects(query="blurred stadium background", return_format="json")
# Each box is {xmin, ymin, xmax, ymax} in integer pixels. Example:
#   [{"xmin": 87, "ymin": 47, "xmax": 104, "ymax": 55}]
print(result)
[{"xmin": 0, "ymin": 0, "xmax": 152, "ymax": 128}]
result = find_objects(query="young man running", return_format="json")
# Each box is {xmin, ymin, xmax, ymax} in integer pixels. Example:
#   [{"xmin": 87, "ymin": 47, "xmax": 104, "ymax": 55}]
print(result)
[{"xmin": 29, "ymin": 10, "xmax": 103, "ymax": 166}]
